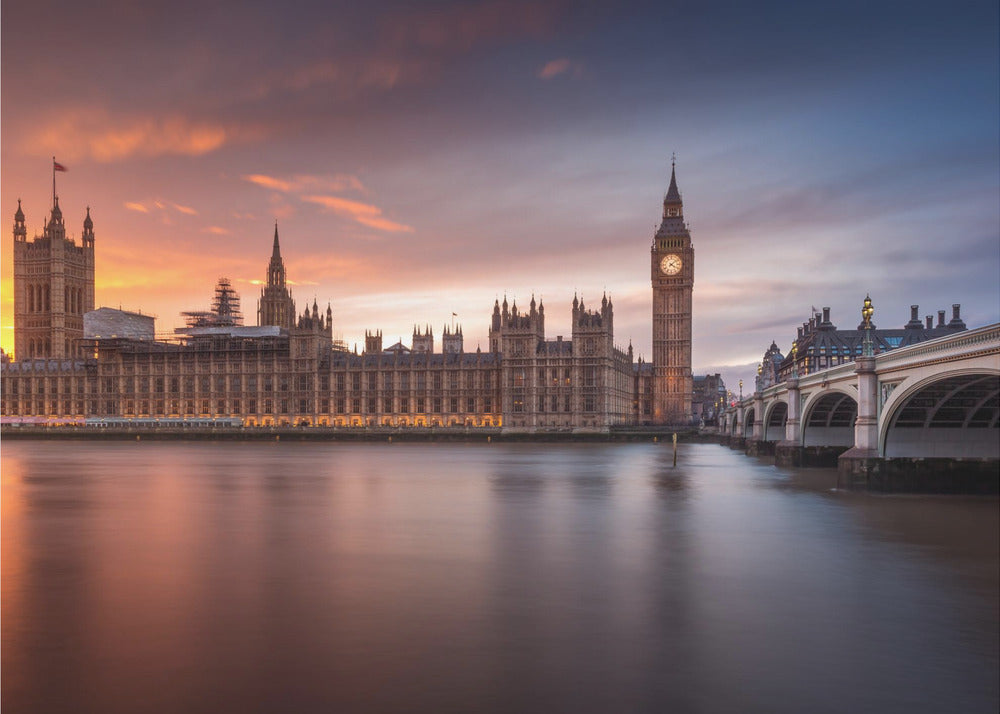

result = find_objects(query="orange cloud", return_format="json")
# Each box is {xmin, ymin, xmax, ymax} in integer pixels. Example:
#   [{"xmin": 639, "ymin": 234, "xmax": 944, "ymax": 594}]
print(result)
[
  {"xmin": 125, "ymin": 202, "xmax": 149, "ymax": 213},
  {"xmin": 244, "ymin": 174, "xmax": 294, "ymax": 192},
  {"xmin": 243, "ymin": 173, "xmax": 366, "ymax": 194},
  {"xmin": 204, "ymin": 226, "xmax": 230, "ymax": 235},
  {"xmin": 172, "ymin": 203, "xmax": 198, "ymax": 215},
  {"xmin": 27, "ymin": 109, "xmax": 264, "ymax": 162},
  {"xmin": 302, "ymin": 194, "xmax": 414, "ymax": 233}
]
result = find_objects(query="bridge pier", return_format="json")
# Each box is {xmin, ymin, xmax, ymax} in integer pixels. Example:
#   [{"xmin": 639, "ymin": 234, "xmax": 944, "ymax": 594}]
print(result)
[
  {"xmin": 838, "ymin": 354, "xmax": 881, "ymax": 485},
  {"xmin": 838, "ymin": 457, "xmax": 999, "ymax": 493},
  {"xmin": 775, "ymin": 377, "xmax": 802, "ymax": 466},
  {"xmin": 746, "ymin": 439, "xmax": 775, "ymax": 457}
]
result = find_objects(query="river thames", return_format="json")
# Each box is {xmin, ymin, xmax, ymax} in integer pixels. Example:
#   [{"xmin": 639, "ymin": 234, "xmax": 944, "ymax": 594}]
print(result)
[{"xmin": 2, "ymin": 441, "xmax": 997, "ymax": 713}]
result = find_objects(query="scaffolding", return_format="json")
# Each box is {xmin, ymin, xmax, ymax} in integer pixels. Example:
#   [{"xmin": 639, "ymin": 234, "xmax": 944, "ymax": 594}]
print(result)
[{"xmin": 181, "ymin": 277, "xmax": 243, "ymax": 329}]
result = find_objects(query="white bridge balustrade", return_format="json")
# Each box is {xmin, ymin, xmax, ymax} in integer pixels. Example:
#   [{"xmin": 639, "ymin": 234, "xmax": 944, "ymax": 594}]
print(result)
[{"xmin": 719, "ymin": 323, "xmax": 1000, "ymax": 491}]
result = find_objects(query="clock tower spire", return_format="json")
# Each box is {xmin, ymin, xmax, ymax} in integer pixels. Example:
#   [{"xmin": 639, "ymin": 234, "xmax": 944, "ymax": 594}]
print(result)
[{"xmin": 650, "ymin": 157, "xmax": 694, "ymax": 424}]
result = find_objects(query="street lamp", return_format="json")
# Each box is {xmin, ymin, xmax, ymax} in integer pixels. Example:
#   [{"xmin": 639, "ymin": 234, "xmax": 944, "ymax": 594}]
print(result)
[
  {"xmin": 738, "ymin": 379, "xmax": 743, "ymax": 401},
  {"xmin": 756, "ymin": 362, "xmax": 762, "ymax": 391},
  {"xmin": 790, "ymin": 340, "xmax": 799, "ymax": 379},
  {"xmin": 862, "ymin": 294, "xmax": 875, "ymax": 357}
]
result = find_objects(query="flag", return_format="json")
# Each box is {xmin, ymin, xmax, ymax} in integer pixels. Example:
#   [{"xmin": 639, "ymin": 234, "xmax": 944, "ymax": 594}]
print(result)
[
  {"xmin": 452, "ymin": 312, "xmax": 457, "ymax": 317},
  {"xmin": 53, "ymin": 161, "xmax": 68, "ymax": 172}
]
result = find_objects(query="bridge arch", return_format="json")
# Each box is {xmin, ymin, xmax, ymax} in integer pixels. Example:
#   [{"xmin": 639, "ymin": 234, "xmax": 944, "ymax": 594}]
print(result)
[
  {"xmin": 880, "ymin": 369, "xmax": 1000, "ymax": 458},
  {"xmin": 801, "ymin": 389, "xmax": 857, "ymax": 447},
  {"xmin": 743, "ymin": 406, "xmax": 755, "ymax": 439},
  {"xmin": 763, "ymin": 400, "xmax": 787, "ymax": 442}
]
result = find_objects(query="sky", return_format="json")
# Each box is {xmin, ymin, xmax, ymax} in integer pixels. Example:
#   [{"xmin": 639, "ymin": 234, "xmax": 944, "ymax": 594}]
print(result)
[{"xmin": 2, "ymin": 0, "xmax": 998, "ymax": 389}]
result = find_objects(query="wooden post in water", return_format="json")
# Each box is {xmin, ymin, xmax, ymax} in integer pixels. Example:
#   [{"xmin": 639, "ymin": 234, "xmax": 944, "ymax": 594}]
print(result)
[{"xmin": 672, "ymin": 432, "xmax": 677, "ymax": 467}]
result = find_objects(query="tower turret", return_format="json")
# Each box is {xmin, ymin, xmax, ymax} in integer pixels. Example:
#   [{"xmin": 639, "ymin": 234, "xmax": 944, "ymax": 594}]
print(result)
[
  {"xmin": 82, "ymin": 206, "xmax": 95, "ymax": 248},
  {"xmin": 13, "ymin": 200, "xmax": 26, "ymax": 242}
]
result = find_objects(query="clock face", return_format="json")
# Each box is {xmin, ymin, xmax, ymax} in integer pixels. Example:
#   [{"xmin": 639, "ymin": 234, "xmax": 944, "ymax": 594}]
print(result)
[{"xmin": 660, "ymin": 254, "xmax": 682, "ymax": 275}]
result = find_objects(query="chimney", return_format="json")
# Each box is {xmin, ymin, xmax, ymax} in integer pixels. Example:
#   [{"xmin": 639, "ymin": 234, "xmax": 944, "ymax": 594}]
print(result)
[
  {"xmin": 905, "ymin": 304, "xmax": 923, "ymax": 329},
  {"xmin": 926, "ymin": 316, "xmax": 933, "ymax": 329},
  {"xmin": 948, "ymin": 304, "xmax": 967, "ymax": 330},
  {"xmin": 938, "ymin": 310, "xmax": 945, "ymax": 327},
  {"xmin": 797, "ymin": 326, "xmax": 803, "ymax": 339},
  {"xmin": 822, "ymin": 307, "xmax": 831, "ymax": 325}
]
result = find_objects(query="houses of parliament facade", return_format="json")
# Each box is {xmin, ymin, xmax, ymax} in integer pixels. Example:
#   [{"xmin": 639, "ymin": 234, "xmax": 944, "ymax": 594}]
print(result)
[{"xmin": 2, "ymin": 169, "xmax": 696, "ymax": 431}]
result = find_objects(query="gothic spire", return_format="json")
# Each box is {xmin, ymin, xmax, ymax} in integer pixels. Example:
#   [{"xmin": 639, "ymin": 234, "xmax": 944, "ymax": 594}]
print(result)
[
  {"xmin": 664, "ymin": 156, "xmax": 681, "ymax": 206},
  {"xmin": 272, "ymin": 220, "xmax": 281, "ymax": 259}
]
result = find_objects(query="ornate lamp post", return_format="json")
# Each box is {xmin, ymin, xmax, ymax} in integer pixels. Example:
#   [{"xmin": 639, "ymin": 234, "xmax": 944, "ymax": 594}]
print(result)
[
  {"xmin": 861, "ymin": 294, "xmax": 875, "ymax": 357},
  {"xmin": 738, "ymin": 379, "xmax": 743, "ymax": 401},
  {"xmin": 790, "ymin": 340, "xmax": 799, "ymax": 379},
  {"xmin": 756, "ymin": 362, "xmax": 762, "ymax": 392}
]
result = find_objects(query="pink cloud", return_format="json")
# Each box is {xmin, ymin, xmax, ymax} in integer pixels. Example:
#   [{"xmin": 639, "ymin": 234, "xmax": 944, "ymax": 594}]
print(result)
[{"xmin": 124, "ymin": 202, "xmax": 149, "ymax": 213}]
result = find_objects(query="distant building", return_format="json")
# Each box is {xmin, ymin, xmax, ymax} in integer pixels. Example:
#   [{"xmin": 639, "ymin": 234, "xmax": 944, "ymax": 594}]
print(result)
[
  {"xmin": 775, "ymin": 305, "xmax": 967, "ymax": 381},
  {"xmin": 758, "ymin": 341, "xmax": 785, "ymax": 390},
  {"xmin": 692, "ymin": 373, "xmax": 727, "ymax": 424}
]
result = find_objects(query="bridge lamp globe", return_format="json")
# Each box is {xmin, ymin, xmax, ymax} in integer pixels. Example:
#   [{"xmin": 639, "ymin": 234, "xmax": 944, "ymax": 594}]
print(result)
[{"xmin": 862, "ymin": 294, "xmax": 875, "ymax": 356}]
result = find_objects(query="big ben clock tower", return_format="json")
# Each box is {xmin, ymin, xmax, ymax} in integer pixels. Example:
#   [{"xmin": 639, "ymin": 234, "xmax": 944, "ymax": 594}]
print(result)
[{"xmin": 651, "ymin": 159, "xmax": 694, "ymax": 424}]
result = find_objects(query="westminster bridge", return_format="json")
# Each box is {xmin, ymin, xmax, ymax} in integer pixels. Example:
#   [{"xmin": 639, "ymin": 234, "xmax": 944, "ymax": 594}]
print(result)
[{"xmin": 718, "ymin": 323, "xmax": 1000, "ymax": 491}]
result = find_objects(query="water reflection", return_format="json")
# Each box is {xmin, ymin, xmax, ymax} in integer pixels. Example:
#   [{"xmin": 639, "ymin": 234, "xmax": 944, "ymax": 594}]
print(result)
[{"xmin": 2, "ymin": 441, "xmax": 996, "ymax": 713}]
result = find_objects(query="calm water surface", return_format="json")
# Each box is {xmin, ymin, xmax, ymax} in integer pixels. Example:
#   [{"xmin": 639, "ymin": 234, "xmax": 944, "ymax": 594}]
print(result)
[{"xmin": 2, "ymin": 441, "xmax": 997, "ymax": 713}]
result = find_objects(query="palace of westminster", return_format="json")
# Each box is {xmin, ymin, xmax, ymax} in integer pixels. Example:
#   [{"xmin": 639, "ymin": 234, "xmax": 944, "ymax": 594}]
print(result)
[
  {"xmin": 2, "ymin": 165, "xmax": 700, "ymax": 430},
  {"xmin": 2, "ymin": 166, "xmax": 966, "ymax": 431}
]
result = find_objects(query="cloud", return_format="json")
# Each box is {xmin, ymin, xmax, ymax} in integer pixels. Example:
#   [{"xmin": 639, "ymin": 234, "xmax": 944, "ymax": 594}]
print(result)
[
  {"xmin": 302, "ymin": 194, "xmax": 414, "ymax": 233},
  {"xmin": 243, "ymin": 173, "xmax": 366, "ymax": 194},
  {"xmin": 125, "ymin": 199, "xmax": 200, "ymax": 218},
  {"xmin": 26, "ymin": 109, "xmax": 264, "ymax": 162},
  {"xmin": 204, "ymin": 226, "xmax": 230, "ymax": 235},
  {"xmin": 244, "ymin": 174, "xmax": 294, "ymax": 192},
  {"xmin": 537, "ymin": 58, "xmax": 573, "ymax": 79}
]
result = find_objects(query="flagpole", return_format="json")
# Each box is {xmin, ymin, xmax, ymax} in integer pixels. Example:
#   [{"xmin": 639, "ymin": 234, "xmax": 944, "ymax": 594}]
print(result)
[{"xmin": 52, "ymin": 156, "xmax": 56, "ymax": 208}]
